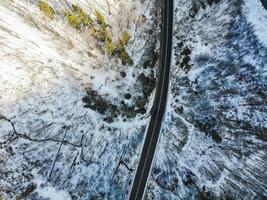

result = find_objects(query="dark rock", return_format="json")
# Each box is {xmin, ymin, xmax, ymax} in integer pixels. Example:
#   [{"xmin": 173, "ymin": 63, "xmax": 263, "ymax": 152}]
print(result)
[
  {"xmin": 18, "ymin": 183, "xmax": 37, "ymax": 199},
  {"xmin": 120, "ymin": 71, "xmax": 126, "ymax": 78},
  {"xmin": 82, "ymin": 88, "xmax": 108, "ymax": 114},
  {"xmin": 124, "ymin": 93, "xmax": 131, "ymax": 100}
]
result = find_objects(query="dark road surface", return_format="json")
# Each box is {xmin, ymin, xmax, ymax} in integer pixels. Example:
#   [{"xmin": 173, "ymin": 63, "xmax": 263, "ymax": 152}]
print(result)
[{"xmin": 127, "ymin": 0, "xmax": 173, "ymax": 199}]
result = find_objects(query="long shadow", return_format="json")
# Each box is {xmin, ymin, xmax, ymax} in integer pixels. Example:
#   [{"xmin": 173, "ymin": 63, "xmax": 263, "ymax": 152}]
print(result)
[{"xmin": 260, "ymin": 0, "xmax": 267, "ymax": 10}]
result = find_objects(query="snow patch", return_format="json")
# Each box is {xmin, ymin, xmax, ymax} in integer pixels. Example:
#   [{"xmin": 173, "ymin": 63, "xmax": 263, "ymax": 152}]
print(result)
[
  {"xmin": 244, "ymin": 0, "xmax": 267, "ymax": 46},
  {"xmin": 36, "ymin": 179, "xmax": 71, "ymax": 200}
]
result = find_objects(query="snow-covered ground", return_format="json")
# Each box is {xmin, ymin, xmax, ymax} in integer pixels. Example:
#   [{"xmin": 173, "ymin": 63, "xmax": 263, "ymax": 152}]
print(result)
[
  {"xmin": 1, "ymin": 0, "xmax": 267, "ymax": 199},
  {"xmin": 146, "ymin": 0, "xmax": 267, "ymax": 199},
  {"xmin": 0, "ymin": 0, "xmax": 159, "ymax": 199}
]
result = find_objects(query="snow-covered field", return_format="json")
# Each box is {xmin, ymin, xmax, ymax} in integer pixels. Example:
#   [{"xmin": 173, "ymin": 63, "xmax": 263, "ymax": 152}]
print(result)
[
  {"xmin": 1, "ymin": 0, "xmax": 267, "ymax": 199},
  {"xmin": 0, "ymin": 0, "xmax": 159, "ymax": 199},
  {"xmin": 146, "ymin": 0, "xmax": 267, "ymax": 199}
]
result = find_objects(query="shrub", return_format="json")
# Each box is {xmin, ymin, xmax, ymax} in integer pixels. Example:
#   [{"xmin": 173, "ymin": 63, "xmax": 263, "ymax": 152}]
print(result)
[
  {"xmin": 65, "ymin": 5, "xmax": 93, "ymax": 30},
  {"xmin": 73, "ymin": 5, "xmax": 93, "ymax": 27},
  {"xmin": 114, "ymin": 32, "xmax": 133, "ymax": 65},
  {"xmin": 95, "ymin": 10, "xmax": 106, "ymax": 27},
  {"xmin": 38, "ymin": 1, "xmax": 54, "ymax": 20},
  {"xmin": 105, "ymin": 38, "xmax": 115, "ymax": 56},
  {"xmin": 64, "ymin": 6, "xmax": 133, "ymax": 65},
  {"xmin": 119, "ymin": 48, "xmax": 133, "ymax": 65},
  {"xmin": 121, "ymin": 31, "xmax": 131, "ymax": 45},
  {"xmin": 91, "ymin": 27, "xmax": 109, "ymax": 42},
  {"xmin": 65, "ymin": 11, "xmax": 81, "ymax": 29},
  {"xmin": 90, "ymin": 11, "xmax": 110, "ymax": 41},
  {"xmin": 114, "ymin": 40, "xmax": 133, "ymax": 65}
]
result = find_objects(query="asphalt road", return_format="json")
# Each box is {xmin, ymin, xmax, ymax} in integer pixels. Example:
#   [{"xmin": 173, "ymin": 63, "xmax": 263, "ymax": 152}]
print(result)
[{"xmin": 127, "ymin": 0, "xmax": 173, "ymax": 199}]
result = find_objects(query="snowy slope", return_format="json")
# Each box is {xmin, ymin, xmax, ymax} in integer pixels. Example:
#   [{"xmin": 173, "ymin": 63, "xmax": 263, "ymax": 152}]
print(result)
[
  {"xmin": 146, "ymin": 0, "xmax": 267, "ymax": 199},
  {"xmin": 1, "ymin": 0, "xmax": 266, "ymax": 199},
  {"xmin": 0, "ymin": 0, "xmax": 159, "ymax": 199}
]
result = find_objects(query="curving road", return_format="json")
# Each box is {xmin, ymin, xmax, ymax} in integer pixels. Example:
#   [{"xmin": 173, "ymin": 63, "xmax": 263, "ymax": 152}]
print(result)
[{"xmin": 128, "ymin": 0, "xmax": 173, "ymax": 199}]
